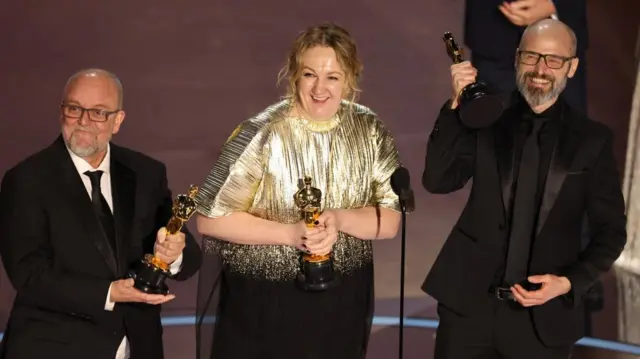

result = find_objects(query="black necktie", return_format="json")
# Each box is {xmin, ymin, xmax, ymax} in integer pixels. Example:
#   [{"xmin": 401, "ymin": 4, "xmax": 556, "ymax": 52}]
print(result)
[
  {"xmin": 504, "ymin": 117, "xmax": 544, "ymax": 286},
  {"xmin": 84, "ymin": 170, "xmax": 117, "ymax": 252}
]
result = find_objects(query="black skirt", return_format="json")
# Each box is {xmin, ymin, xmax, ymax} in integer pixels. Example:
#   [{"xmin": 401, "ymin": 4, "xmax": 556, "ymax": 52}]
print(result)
[{"xmin": 210, "ymin": 263, "xmax": 375, "ymax": 359}]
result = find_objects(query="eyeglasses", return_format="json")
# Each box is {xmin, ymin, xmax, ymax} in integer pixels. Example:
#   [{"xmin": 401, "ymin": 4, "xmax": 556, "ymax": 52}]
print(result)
[
  {"xmin": 60, "ymin": 103, "xmax": 121, "ymax": 122},
  {"xmin": 517, "ymin": 50, "xmax": 575, "ymax": 69}
]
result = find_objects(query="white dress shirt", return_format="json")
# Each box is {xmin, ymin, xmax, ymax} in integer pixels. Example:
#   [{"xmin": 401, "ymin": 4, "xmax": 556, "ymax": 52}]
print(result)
[{"xmin": 67, "ymin": 144, "xmax": 183, "ymax": 359}]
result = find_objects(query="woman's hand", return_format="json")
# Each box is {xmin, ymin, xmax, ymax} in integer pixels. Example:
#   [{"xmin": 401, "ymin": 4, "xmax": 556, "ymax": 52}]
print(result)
[
  {"xmin": 287, "ymin": 220, "xmax": 328, "ymax": 252},
  {"xmin": 305, "ymin": 210, "xmax": 340, "ymax": 255}
]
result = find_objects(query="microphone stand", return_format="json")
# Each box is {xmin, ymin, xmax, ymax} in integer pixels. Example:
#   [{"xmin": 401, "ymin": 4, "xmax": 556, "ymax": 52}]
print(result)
[{"xmin": 398, "ymin": 193, "xmax": 408, "ymax": 359}]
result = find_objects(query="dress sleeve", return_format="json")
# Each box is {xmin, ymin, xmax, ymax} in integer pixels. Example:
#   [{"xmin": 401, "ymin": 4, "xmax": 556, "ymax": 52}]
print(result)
[
  {"xmin": 196, "ymin": 120, "xmax": 269, "ymax": 218},
  {"xmin": 371, "ymin": 118, "xmax": 402, "ymax": 212}
]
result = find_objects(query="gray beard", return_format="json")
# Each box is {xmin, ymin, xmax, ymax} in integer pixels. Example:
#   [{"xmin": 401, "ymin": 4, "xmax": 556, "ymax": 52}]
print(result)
[
  {"xmin": 517, "ymin": 73, "xmax": 568, "ymax": 108},
  {"xmin": 64, "ymin": 131, "xmax": 101, "ymax": 157}
]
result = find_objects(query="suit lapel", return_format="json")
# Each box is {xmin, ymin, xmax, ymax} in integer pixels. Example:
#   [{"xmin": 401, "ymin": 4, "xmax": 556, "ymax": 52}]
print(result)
[
  {"xmin": 110, "ymin": 146, "xmax": 136, "ymax": 277},
  {"xmin": 494, "ymin": 110, "xmax": 517, "ymax": 219},
  {"xmin": 51, "ymin": 137, "xmax": 118, "ymax": 275},
  {"xmin": 535, "ymin": 104, "xmax": 583, "ymax": 236}
]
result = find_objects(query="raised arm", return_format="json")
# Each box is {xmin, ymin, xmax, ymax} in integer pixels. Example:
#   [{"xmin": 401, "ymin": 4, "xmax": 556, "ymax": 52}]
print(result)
[{"xmin": 422, "ymin": 61, "xmax": 478, "ymax": 194}]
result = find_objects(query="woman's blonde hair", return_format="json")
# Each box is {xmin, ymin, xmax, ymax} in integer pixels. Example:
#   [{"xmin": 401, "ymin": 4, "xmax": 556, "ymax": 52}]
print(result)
[{"xmin": 277, "ymin": 23, "xmax": 363, "ymax": 105}]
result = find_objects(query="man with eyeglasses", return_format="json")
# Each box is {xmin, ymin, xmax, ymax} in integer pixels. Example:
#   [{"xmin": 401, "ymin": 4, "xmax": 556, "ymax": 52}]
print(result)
[
  {"xmin": 421, "ymin": 19, "xmax": 625, "ymax": 359},
  {"xmin": 465, "ymin": 0, "xmax": 588, "ymax": 113},
  {"xmin": 0, "ymin": 68, "xmax": 202, "ymax": 359},
  {"xmin": 469, "ymin": 0, "xmax": 601, "ymax": 337}
]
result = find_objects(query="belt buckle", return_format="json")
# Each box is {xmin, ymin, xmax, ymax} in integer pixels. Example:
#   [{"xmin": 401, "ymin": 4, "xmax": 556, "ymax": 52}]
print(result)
[{"xmin": 494, "ymin": 287, "xmax": 510, "ymax": 301}]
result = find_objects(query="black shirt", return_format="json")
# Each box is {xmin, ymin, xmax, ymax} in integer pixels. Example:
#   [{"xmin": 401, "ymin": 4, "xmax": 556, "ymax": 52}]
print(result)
[{"xmin": 492, "ymin": 95, "xmax": 564, "ymax": 287}]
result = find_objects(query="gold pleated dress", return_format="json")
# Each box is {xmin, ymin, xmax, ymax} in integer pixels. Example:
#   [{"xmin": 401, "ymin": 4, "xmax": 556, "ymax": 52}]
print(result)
[{"xmin": 195, "ymin": 99, "xmax": 401, "ymax": 359}]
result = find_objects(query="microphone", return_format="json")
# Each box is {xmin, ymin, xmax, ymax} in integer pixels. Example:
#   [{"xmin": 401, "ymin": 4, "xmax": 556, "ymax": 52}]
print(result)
[
  {"xmin": 391, "ymin": 167, "xmax": 415, "ymax": 213},
  {"xmin": 390, "ymin": 166, "xmax": 415, "ymax": 359}
]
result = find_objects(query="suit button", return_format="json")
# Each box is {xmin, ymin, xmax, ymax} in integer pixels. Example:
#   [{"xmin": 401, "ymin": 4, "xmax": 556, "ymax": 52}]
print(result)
[{"xmin": 498, "ymin": 223, "xmax": 505, "ymax": 230}]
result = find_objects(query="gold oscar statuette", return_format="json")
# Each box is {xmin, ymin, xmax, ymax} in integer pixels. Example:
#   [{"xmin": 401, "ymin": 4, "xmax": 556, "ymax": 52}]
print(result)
[
  {"xmin": 127, "ymin": 185, "xmax": 199, "ymax": 295},
  {"xmin": 293, "ymin": 176, "xmax": 339, "ymax": 291},
  {"xmin": 443, "ymin": 31, "xmax": 503, "ymax": 128}
]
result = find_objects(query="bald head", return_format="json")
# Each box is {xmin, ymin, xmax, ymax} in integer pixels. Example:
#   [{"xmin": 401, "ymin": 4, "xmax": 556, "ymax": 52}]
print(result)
[
  {"xmin": 63, "ymin": 68, "xmax": 124, "ymax": 108},
  {"xmin": 520, "ymin": 19, "xmax": 577, "ymax": 57},
  {"xmin": 515, "ymin": 19, "xmax": 580, "ymax": 112}
]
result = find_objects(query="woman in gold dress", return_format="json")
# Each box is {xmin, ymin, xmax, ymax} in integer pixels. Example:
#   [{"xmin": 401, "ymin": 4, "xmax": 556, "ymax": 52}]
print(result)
[{"xmin": 195, "ymin": 23, "xmax": 402, "ymax": 359}]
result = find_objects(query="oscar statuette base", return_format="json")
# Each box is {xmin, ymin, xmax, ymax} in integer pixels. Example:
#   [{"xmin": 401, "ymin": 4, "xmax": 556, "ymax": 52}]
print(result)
[
  {"xmin": 126, "ymin": 255, "xmax": 171, "ymax": 295},
  {"xmin": 457, "ymin": 82, "xmax": 504, "ymax": 129},
  {"xmin": 295, "ymin": 255, "xmax": 340, "ymax": 291}
]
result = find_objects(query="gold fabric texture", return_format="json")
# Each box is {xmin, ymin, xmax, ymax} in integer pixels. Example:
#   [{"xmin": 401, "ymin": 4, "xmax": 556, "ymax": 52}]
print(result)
[{"xmin": 196, "ymin": 99, "xmax": 401, "ymax": 281}]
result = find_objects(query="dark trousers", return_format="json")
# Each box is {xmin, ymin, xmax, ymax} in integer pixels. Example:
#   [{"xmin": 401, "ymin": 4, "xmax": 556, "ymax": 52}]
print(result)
[
  {"xmin": 435, "ymin": 299, "xmax": 573, "ymax": 359},
  {"xmin": 471, "ymin": 52, "xmax": 588, "ymax": 115}
]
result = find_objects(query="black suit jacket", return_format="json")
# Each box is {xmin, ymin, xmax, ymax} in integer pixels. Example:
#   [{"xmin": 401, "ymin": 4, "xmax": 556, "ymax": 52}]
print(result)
[
  {"xmin": 0, "ymin": 136, "xmax": 202, "ymax": 359},
  {"xmin": 464, "ymin": 0, "xmax": 588, "ymax": 61},
  {"xmin": 421, "ymin": 99, "xmax": 626, "ymax": 346}
]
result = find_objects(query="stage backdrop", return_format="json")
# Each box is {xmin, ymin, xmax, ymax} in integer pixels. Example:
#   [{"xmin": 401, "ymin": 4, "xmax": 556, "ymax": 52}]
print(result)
[{"xmin": 0, "ymin": 1, "xmax": 638, "ymax": 358}]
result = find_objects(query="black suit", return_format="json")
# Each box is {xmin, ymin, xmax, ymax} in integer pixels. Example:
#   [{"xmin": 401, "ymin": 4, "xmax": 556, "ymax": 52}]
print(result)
[
  {"xmin": 465, "ymin": 0, "xmax": 588, "ymax": 112},
  {"xmin": 0, "ymin": 136, "xmax": 202, "ymax": 359},
  {"xmin": 421, "ymin": 95, "xmax": 625, "ymax": 357}
]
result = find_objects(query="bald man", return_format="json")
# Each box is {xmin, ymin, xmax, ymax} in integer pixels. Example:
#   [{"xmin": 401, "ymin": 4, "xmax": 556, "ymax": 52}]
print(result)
[
  {"xmin": 421, "ymin": 19, "xmax": 626, "ymax": 358},
  {"xmin": 0, "ymin": 69, "xmax": 202, "ymax": 359},
  {"xmin": 466, "ymin": 0, "xmax": 588, "ymax": 113}
]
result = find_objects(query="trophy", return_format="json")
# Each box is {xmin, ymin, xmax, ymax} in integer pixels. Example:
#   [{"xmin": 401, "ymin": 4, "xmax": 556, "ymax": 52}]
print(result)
[
  {"xmin": 127, "ymin": 185, "xmax": 199, "ymax": 295},
  {"xmin": 443, "ymin": 32, "xmax": 504, "ymax": 128},
  {"xmin": 294, "ymin": 176, "xmax": 339, "ymax": 291}
]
